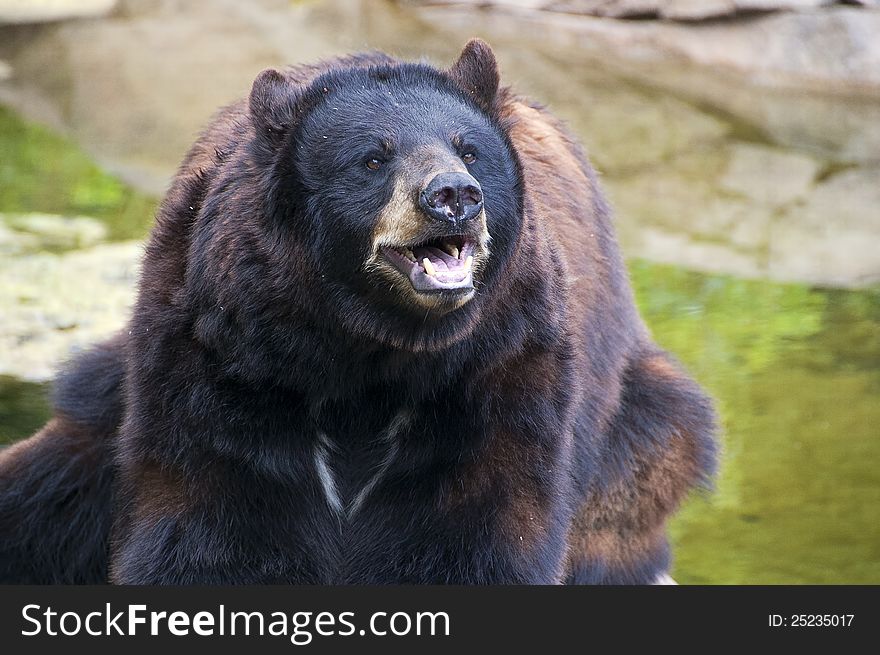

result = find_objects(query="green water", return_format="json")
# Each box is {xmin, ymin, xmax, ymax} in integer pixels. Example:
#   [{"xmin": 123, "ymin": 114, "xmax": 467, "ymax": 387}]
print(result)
[
  {"xmin": 1, "ymin": 100, "xmax": 878, "ymax": 584},
  {"xmin": 0, "ymin": 376, "xmax": 51, "ymax": 446},
  {"xmin": 632, "ymin": 264, "xmax": 880, "ymax": 584},
  {"xmin": 0, "ymin": 105, "xmax": 156, "ymax": 241}
]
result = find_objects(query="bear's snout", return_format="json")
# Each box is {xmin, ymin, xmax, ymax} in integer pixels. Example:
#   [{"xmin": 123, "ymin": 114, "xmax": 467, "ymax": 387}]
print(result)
[{"xmin": 419, "ymin": 172, "xmax": 483, "ymax": 225}]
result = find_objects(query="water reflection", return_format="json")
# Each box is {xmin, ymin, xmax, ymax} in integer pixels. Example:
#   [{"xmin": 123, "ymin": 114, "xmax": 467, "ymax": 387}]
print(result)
[
  {"xmin": 630, "ymin": 264, "xmax": 880, "ymax": 583},
  {"xmin": 0, "ymin": 376, "xmax": 50, "ymax": 445}
]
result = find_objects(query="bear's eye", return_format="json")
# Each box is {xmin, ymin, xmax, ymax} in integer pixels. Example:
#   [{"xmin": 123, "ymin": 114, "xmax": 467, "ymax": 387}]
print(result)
[
  {"xmin": 461, "ymin": 152, "xmax": 477, "ymax": 165},
  {"xmin": 366, "ymin": 158, "xmax": 383, "ymax": 171}
]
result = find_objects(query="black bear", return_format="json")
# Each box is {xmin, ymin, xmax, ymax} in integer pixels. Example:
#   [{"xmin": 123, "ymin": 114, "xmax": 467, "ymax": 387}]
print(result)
[{"xmin": 0, "ymin": 40, "xmax": 716, "ymax": 584}]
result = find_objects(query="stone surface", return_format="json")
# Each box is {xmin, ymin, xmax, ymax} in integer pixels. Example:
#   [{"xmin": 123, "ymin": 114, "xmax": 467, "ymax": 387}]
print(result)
[
  {"xmin": 663, "ymin": 0, "xmax": 831, "ymax": 20},
  {"xmin": 568, "ymin": 88, "xmax": 730, "ymax": 176},
  {"xmin": 0, "ymin": 0, "xmax": 116, "ymax": 24},
  {"xmin": 0, "ymin": 241, "xmax": 141, "ymax": 381},
  {"xmin": 769, "ymin": 168, "xmax": 880, "ymax": 287},
  {"xmin": 0, "ymin": 213, "xmax": 108, "ymax": 253},
  {"xmin": 546, "ymin": 0, "xmax": 672, "ymax": 17},
  {"xmin": 548, "ymin": 0, "xmax": 840, "ymax": 20},
  {"xmin": 606, "ymin": 148, "xmax": 880, "ymax": 287},
  {"xmin": 617, "ymin": 65, "xmax": 880, "ymax": 166},
  {"xmin": 408, "ymin": 4, "xmax": 880, "ymax": 163},
  {"xmin": 720, "ymin": 144, "xmax": 820, "ymax": 206},
  {"xmin": 0, "ymin": 222, "xmax": 39, "ymax": 256},
  {"xmin": 659, "ymin": 0, "xmax": 740, "ymax": 20},
  {"xmin": 660, "ymin": 8, "xmax": 880, "ymax": 91},
  {"xmin": 436, "ymin": 2, "xmax": 880, "ymax": 94}
]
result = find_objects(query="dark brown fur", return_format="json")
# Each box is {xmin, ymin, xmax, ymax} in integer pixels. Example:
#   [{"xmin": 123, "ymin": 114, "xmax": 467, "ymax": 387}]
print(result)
[{"xmin": 0, "ymin": 42, "xmax": 715, "ymax": 584}]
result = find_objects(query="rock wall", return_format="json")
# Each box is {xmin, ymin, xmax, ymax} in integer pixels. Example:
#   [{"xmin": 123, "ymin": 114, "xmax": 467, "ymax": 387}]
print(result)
[
  {"xmin": 0, "ymin": 0, "xmax": 116, "ymax": 24},
  {"xmin": 415, "ymin": 0, "xmax": 880, "ymax": 94}
]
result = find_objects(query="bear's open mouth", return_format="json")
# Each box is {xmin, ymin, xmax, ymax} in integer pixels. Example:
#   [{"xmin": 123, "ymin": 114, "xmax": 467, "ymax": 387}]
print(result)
[{"xmin": 381, "ymin": 236, "xmax": 476, "ymax": 294}]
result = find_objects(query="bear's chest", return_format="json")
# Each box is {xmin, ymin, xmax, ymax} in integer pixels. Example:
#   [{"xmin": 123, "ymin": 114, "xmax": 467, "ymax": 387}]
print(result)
[
  {"xmin": 223, "ymin": 388, "xmax": 497, "ymax": 582},
  {"xmin": 309, "ymin": 406, "xmax": 412, "ymax": 521},
  {"xmin": 287, "ymin": 399, "xmax": 479, "ymax": 582}
]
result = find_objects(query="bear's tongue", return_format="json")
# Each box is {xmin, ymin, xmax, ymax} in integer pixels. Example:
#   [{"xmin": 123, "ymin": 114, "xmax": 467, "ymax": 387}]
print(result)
[
  {"xmin": 411, "ymin": 244, "xmax": 472, "ymax": 280},
  {"xmin": 413, "ymin": 245, "xmax": 459, "ymax": 270},
  {"xmin": 381, "ymin": 237, "xmax": 476, "ymax": 292}
]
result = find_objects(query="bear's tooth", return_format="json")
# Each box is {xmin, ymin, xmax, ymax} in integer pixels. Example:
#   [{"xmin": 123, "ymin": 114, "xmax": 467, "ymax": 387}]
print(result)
[
  {"xmin": 464, "ymin": 255, "xmax": 473, "ymax": 271},
  {"xmin": 443, "ymin": 243, "xmax": 460, "ymax": 259},
  {"xmin": 422, "ymin": 258, "xmax": 437, "ymax": 277},
  {"xmin": 404, "ymin": 248, "xmax": 415, "ymax": 261}
]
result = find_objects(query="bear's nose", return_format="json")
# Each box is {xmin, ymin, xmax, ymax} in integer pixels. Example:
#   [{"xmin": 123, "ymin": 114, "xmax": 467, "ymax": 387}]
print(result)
[{"xmin": 419, "ymin": 172, "xmax": 483, "ymax": 224}]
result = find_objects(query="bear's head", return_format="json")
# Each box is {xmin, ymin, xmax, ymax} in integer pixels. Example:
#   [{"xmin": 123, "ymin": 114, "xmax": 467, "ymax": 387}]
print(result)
[{"xmin": 244, "ymin": 41, "xmax": 523, "ymax": 351}]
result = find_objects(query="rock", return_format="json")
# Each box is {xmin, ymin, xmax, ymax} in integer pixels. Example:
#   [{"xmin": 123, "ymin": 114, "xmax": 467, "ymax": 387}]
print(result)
[
  {"xmin": 605, "ymin": 145, "xmax": 774, "ymax": 277},
  {"xmin": 547, "ymin": 0, "xmax": 836, "ymax": 20},
  {"xmin": 606, "ymin": 147, "xmax": 880, "ymax": 287},
  {"xmin": 546, "ymin": 0, "xmax": 667, "ymax": 17},
  {"xmin": 0, "ymin": 0, "xmax": 353, "ymax": 194},
  {"xmin": 501, "ymin": 52, "xmax": 730, "ymax": 175},
  {"xmin": 0, "ymin": 241, "xmax": 141, "ymax": 382},
  {"xmin": 769, "ymin": 168, "xmax": 880, "ymax": 287},
  {"xmin": 720, "ymin": 143, "xmax": 820, "ymax": 206},
  {"xmin": 0, "ymin": 222, "xmax": 40, "ymax": 256},
  {"xmin": 425, "ymin": 3, "xmax": 880, "ymax": 94},
  {"xmin": 0, "ymin": 213, "xmax": 108, "ymax": 252},
  {"xmin": 0, "ymin": 0, "xmax": 116, "ymax": 24},
  {"xmin": 570, "ymin": 88, "xmax": 729, "ymax": 176},
  {"xmin": 612, "ymin": 63, "xmax": 880, "ymax": 166},
  {"xmin": 678, "ymin": 8, "xmax": 880, "ymax": 92},
  {"xmin": 412, "ymin": 2, "xmax": 880, "ymax": 163},
  {"xmin": 663, "ymin": 0, "xmax": 832, "ymax": 20},
  {"xmin": 630, "ymin": 226, "xmax": 764, "ymax": 279},
  {"xmin": 658, "ymin": 0, "xmax": 739, "ymax": 20},
  {"xmin": 633, "ymin": 7, "xmax": 880, "ymax": 92}
]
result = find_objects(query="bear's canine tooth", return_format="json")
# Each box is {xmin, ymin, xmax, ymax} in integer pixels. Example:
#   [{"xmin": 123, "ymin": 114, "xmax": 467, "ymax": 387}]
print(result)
[
  {"xmin": 404, "ymin": 249, "xmax": 415, "ymax": 261},
  {"xmin": 443, "ymin": 243, "xmax": 460, "ymax": 259},
  {"xmin": 464, "ymin": 255, "xmax": 473, "ymax": 271},
  {"xmin": 422, "ymin": 258, "xmax": 437, "ymax": 277}
]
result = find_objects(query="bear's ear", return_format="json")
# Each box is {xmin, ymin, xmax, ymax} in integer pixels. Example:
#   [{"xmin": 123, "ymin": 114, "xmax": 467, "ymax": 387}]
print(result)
[
  {"xmin": 249, "ymin": 68, "xmax": 298, "ymax": 141},
  {"xmin": 447, "ymin": 39, "xmax": 500, "ymax": 112}
]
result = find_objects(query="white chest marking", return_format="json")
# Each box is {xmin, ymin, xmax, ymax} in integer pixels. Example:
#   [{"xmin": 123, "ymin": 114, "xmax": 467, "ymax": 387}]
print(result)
[
  {"xmin": 348, "ymin": 409, "xmax": 412, "ymax": 517},
  {"xmin": 313, "ymin": 410, "xmax": 412, "ymax": 519},
  {"xmin": 314, "ymin": 432, "xmax": 343, "ymax": 514}
]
